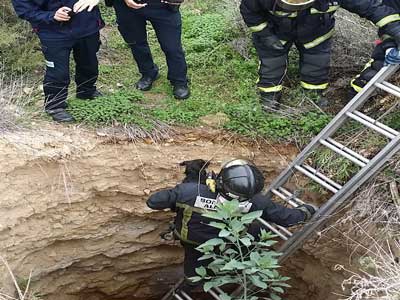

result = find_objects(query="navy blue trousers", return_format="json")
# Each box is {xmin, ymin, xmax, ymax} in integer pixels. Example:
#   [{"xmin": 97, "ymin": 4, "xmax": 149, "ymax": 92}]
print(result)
[
  {"xmin": 40, "ymin": 32, "xmax": 100, "ymax": 111},
  {"xmin": 113, "ymin": 1, "xmax": 188, "ymax": 85}
]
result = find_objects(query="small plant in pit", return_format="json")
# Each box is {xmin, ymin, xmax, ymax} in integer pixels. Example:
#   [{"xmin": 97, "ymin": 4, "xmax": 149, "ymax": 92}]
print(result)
[{"xmin": 191, "ymin": 200, "xmax": 290, "ymax": 300}]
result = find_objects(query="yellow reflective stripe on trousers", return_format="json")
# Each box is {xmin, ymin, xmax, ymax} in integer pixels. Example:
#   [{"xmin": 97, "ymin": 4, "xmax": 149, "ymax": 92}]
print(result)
[
  {"xmin": 350, "ymin": 78, "xmax": 363, "ymax": 93},
  {"xmin": 376, "ymin": 14, "xmax": 400, "ymax": 27},
  {"xmin": 258, "ymin": 85, "xmax": 283, "ymax": 93},
  {"xmin": 310, "ymin": 5, "xmax": 339, "ymax": 14},
  {"xmin": 303, "ymin": 28, "xmax": 334, "ymax": 49},
  {"xmin": 361, "ymin": 59, "xmax": 374, "ymax": 72},
  {"xmin": 250, "ymin": 22, "xmax": 268, "ymax": 32},
  {"xmin": 300, "ymin": 81, "xmax": 328, "ymax": 90}
]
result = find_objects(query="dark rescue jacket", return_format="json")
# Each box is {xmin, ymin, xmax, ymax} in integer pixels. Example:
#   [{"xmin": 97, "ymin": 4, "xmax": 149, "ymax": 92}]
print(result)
[
  {"xmin": 379, "ymin": 0, "xmax": 400, "ymax": 39},
  {"xmin": 12, "ymin": 0, "xmax": 104, "ymax": 40},
  {"xmin": 147, "ymin": 182, "xmax": 307, "ymax": 245},
  {"xmin": 240, "ymin": 0, "xmax": 400, "ymax": 49}
]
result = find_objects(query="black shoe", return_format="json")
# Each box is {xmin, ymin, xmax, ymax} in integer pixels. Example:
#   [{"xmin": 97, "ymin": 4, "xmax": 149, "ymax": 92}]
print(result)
[
  {"xmin": 76, "ymin": 89, "xmax": 103, "ymax": 100},
  {"xmin": 135, "ymin": 73, "xmax": 160, "ymax": 91},
  {"xmin": 47, "ymin": 108, "xmax": 75, "ymax": 123},
  {"xmin": 260, "ymin": 91, "xmax": 282, "ymax": 111},
  {"xmin": 173, "ymin": 84, "xmax": 190, "ymax": 100}
]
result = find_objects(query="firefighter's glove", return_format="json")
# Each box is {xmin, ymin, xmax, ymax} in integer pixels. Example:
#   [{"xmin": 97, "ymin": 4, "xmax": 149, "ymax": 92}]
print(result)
[
  {"xmin": 73, "ymin": 0, "xmax": 99, "ymax": 12},
  {"xmin": 297, "ymin": 204, "xmax": 318, "ymax": 222},
  {"xmin": 161, "ymin": 0, "xmax": 184, "ymax": 4},
  {"xmin": 385, "ymin": 48, "xmax": 400, "ymax": 65}
]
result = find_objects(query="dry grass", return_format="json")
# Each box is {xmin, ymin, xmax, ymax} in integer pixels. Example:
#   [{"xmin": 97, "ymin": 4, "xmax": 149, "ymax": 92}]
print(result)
[{"xmin": 0, "ymin": 71, "xmax": 36, "ymax": 133}]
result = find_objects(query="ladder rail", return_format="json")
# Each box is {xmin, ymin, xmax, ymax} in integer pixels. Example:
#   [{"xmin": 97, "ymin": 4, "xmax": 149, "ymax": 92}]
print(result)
[
  {"xmin": 263, "ymin": 65, "xmax": 399, "ymax": 197},
  {"xmin": 278, "ymin": 134, "xmax": 400, "ymax": 262}
]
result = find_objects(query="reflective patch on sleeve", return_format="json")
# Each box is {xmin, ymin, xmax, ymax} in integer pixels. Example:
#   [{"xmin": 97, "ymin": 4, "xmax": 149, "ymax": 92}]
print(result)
[
  {"xmin": 194, "ymin": 196, "xmax": 218, "ymax": 211},
  {"xmin": 376, "ymin": 14, "xmax": 400, "ymax": 28},
  {"xmin": 45, "ymin": 60, "xmax": 55, "ymax": 68}
]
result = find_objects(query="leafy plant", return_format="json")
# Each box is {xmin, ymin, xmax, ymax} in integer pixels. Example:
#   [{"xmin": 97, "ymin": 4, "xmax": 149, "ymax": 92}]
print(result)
[{"xmin": 191, "ymin": 200, "xmax": 290, "ymax": 300}]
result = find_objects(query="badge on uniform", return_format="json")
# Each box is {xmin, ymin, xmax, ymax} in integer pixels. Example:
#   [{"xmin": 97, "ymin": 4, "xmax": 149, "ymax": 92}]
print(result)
[{"xmin": 194, "ymin": 196, "xmax": 218, "ymax": 211}]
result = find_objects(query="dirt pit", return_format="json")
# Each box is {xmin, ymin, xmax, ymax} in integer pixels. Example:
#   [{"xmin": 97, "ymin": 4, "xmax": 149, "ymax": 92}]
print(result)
[{"xmin": 0, "ymin": 125, "xmax": 350, "ymax": 300}]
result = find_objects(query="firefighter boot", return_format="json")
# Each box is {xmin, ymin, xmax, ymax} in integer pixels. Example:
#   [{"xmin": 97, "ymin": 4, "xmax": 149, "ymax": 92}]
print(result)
[
  {"xmin": 305, "ymin": 89, "xmax": 328, "ymax": 109},
  {"xmin": 260, "ymin": 91, "xmax": 282, "ymax": 112}
]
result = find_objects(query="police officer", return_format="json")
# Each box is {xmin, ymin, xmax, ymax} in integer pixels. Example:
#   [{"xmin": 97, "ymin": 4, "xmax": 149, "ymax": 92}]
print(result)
[
  {"xmin": 350, "ymin": 0, "xmax": 400, "ymax": 99},
  {"xmin": 147, "ymin": 159, "xmax": 316, "ymax": 293},
  {"xmin": 106, "ymin": 0, "xmax": 190, "ymax": 99},
  {"xmin": 12, "ymin": 0, "xmax": 104, "ymax": 123},
  {"xmin": 240, "ymin": 0, "xmax": 400, "ymax": 111}
]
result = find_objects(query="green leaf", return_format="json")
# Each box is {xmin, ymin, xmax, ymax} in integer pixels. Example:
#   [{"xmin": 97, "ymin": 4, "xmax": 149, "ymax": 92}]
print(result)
[
  {"xmin": 220, "ymin": 293, "xmax": 232, "ymax": 300},
  {"xmin": 241, "ymin": 210, "xmax": 263, "ymax": 223},
  {"xmin": 258, "ymin": 240, "xmax": 278, "ymax": 247},
  {"xmin": 271, "ymin": 287, "xmax": 285, "ymax": 294},
  {"xmin": 250, "ymin": 275, "xmax": 268, "ymax": 289},
  {"xmin": 189, "ymin": 276, "xmax": 202, "ymax": 283},
  {"xmin": 219, "ymin": 229, "xmax": 231, "ymax": 237},
  {"xmin": 197, "ymin": 238, "xmax": 224, "ymax": 248},
  {"xmin": 195, "ymin": 266, "xmax": 207, "ymax": 277},
  {"xmin": 199, "ymin": 254, "xmax": 215, "ymax": 261},
  {"xmin": 270, "ymin": 293, "xmax": 281, "ymax": 300},
  {"xmin": 240, "ymin": 237, "xmax": 252, "ymax": 246},
  {"xmin": 203, "ymin": 281, "xmax": 215, "ymax": 292},
  {"xmin": 208, "ymin": 221, "xmax": 227, "ymax": 229}
]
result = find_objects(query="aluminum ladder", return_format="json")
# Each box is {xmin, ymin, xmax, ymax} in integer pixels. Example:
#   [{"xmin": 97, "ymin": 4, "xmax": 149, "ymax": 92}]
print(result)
[{"xmin": 162, "ymin": 64, "xmax": 400, "ymax": 300}]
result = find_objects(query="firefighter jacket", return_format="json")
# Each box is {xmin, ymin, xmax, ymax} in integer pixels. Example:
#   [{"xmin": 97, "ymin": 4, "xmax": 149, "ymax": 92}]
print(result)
[
  {"xmin": 147, "ymin": 182, "xmax": 307, "ymax": 245},
  {"xmin": 240, "ymin": 0, "xmax": 400, "ymax": 49},
  {"xmin": 12, "ymin": 0, "xmax": 104, "ymax": 40}
]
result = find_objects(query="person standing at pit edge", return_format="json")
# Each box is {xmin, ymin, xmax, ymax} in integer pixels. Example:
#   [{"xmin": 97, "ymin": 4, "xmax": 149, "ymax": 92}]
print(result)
[
  {"xmin": 12, "ymin": 0, "xmax": 105, "ymax": 123},
  {"xmin": 105, "ymin": 0, "xmax": 190, "ymax": 100},
  {"xmin": 240, "ymin": 0, "xmax": 400, "ymax": 112}
]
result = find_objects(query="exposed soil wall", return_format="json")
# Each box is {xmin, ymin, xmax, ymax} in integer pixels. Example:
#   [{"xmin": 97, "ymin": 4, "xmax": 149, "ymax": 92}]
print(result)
[{"xmin": 1, "ymin": 125, "xmax": 304, "ymax": 300}]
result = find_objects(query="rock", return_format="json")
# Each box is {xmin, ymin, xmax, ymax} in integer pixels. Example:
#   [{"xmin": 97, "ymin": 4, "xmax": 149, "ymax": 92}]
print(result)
[{"xmin": 199, "ymin": 112, "xmax": 230, "ymax": 128}]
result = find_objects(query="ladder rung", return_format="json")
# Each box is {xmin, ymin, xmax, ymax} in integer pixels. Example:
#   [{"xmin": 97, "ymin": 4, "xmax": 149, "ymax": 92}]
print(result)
[
  {"xmin": 209, "ymin": 289, "xmax": 222, "ymax": 300},
  {"xmin": 174, "ymin": 294, "xmax": 185, "ymax": 300},
  {"xmin": 272, "ymin": 189, "xmax": 300, "ymax": 207},
  {"xmin": 277, "ymin": 225, "xmax": 293, "ymax": 237},
  {"xmin": 375, "ymin": 81, "xmax": 400, "ymax": 98},
  {"xmin": 278, "ymin": 187, "xmax": 305, "ymax": 205},
  {"xmin": 180, "ymin": 291, "xmax": 194, "ymax": 300},
  {"xmin": 295, "ymin": 165, "xmax": 341, "ymax": 193},
  {"xmin": 347, "ymin": 111, "xmax": 398, "ymax": 139},
  {"xmin": 257, "ymin": 218, "xmax": 290, "ymax": 240},
  {"xmin": 320, "ymin": 138, "xmax": 368, "ymax": 167}
]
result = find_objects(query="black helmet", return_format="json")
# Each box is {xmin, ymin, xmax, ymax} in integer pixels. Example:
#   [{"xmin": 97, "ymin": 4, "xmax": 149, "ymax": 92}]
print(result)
[
  {"xmin": 276, "ymin": 0, "xmax": 315, "ymax": 11},
  {"xmin": 216, "ymin": 159, "xmax": 265, "ymax": 202}
]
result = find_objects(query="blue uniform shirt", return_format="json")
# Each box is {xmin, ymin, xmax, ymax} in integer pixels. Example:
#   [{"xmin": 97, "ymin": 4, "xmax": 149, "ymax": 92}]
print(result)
[{"xmin": 12, "ymin": 0, "xmax": 104, "ymax": 40}]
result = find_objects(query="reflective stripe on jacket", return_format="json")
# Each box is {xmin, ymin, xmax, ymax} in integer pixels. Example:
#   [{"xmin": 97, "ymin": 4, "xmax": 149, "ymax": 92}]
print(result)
[
  {"xmin": 240, "ymin": 0, "xmax": 400, "ymax": 48},
  {"xmin": 147, "ymin": 182, "xmax": 307, "ymax": 245}
]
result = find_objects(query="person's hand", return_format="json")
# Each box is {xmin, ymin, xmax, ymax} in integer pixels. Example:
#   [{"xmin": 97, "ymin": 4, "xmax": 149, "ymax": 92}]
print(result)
[
  {"xmin": 54, "ymin": 7, "xmax": 72, "ymax": 22},
  {"xmin": 124, "ymin": 0, "xmax": 147, "ymax": 9},
  {"xmin": 73, "ymin": 0, "xmax": 100, "ymax": 13},
  {"xmin": 297, "ymin": 203, "xmax": 318, "ymax": 221},
  {"xmin": 385, "ymin": 48, "xmax": 400, "ymax": 65},
  {"xmin": 161, "ymin": 0, "xmax": 184, "ymax": 5}
]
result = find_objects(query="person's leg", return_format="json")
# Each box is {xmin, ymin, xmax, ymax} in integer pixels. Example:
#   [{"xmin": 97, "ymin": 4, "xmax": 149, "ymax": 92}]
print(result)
[
  {"xmin": 349, "ymin": 39, "xmax": 395, "ymax": 99},
  {"xmin": 113, "ymin": 0, "xmax": 158, "ymax": 79},
  {"xmin": 40, "ymin": 38, "xmax": 75, "ymax": 122},
  {"xmin": 73, "ymin": 32, "xmax": 101, "ymax": 99},
  {"xmin": 298, "ymin": 39, "xmax": 332, "ymax": 107},
  {"xmin": 252, "ymin": 35, "xmax": 292, "ymax": 110},
  {"xmin": 181, "ymin": 244, "xmax": 208, "ymax": 295},
  {"xmin": 148, "ymin": 7, "xmax": 188, "ymax": 87}
]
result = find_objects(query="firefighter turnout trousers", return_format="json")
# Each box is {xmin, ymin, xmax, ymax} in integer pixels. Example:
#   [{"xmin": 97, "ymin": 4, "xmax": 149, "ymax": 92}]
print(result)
[{"xmin": 253, "ymin": 36, "xmax": 331, "ymax": 94}]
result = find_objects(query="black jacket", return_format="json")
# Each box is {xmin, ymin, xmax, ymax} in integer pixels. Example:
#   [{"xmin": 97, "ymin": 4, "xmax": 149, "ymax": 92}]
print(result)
[
  {"xmin": 240, "ymin": 0, "xmax": 400, "ymax": 47},
  {"xmin": 12, "ymin": 0, "xmax": 104, "ymax": 40},
  {"xmin": 147, "ymin": 182, "xmax": 307, "ymax": 245}
]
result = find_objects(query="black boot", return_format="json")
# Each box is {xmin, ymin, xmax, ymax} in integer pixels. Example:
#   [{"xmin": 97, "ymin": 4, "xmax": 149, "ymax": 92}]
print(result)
[
  {"xmin": 76, "ymin": 89, "xmax": 103, "ymax": 100},
  {"xmin": 47, "ymin": 108, "xmax": 75, "ymax": 123},
  {"xmin": 260, "ymin": 92, "xmax": 282, "ymax": 111},
  {"xmin": 173, "ymin": 84, "xmax": 190, "ymax": 100},
  {"xmin": 135, "ymin": 73, "xmax": 160, "ymax": 91}
]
